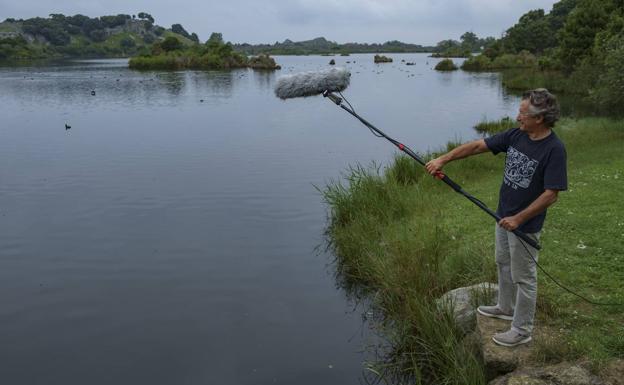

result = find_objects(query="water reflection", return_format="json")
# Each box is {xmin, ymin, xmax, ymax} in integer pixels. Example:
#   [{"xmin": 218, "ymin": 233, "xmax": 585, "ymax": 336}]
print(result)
[
  {"xmin": 193, "ymin": 70, "xmax": 236, "ymax": 98},
  {"xmin": 155, "ymin": 71, "xmax": 187, "ymax": 96},
  {"xmin": 252, "ymin": 69, "xmax": 278, "ymax": 91}
]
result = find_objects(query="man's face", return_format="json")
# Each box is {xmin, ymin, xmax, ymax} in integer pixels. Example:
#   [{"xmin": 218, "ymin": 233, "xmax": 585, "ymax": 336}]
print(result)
[{"xmin": 516, "ymin": 99, "xmax": 543, "ymax": 132}]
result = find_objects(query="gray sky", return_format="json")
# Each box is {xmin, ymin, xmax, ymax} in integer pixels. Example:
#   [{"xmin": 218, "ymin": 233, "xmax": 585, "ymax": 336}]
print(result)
[{"xmin": 1, "ymin": 0, "xmax": 559, "ymax": 45}]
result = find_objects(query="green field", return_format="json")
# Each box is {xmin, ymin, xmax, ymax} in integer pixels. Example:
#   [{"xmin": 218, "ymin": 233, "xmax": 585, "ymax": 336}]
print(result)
[{"xmin": 322, "ymin": 117, "xmax": 624, "ymax": 384}]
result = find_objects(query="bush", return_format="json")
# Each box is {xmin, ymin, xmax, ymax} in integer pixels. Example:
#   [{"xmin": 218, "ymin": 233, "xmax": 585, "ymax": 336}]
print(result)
[
  {"xmin": 434, "ymin": 59, "xmax": 458, "ymax": 71},
  {"xmin": 490, "ymin": 50, "xmax": 537, "ymax": 69},
  {"xmin": 460, "ymin": 55, "xmax": 491, "ymax": 71},
  {"xmin": 160, "ymin": 36, "xmax": 183, "ymax": 52},
  {"xmin": 590, "ymin": 33, "xmax": 624, "ymax": 111},
  {"xmin": 374, "ymin": 54, "xmax": 392, "ymax": 63},
  {"xmin": 248, "ymin": 53, "xmax": 280, "ymax": 69}
]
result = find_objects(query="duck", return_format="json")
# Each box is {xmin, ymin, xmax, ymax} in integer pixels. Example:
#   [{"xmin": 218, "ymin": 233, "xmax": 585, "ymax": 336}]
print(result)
[{"xmin": 65, "ymin": 123, "xmax": 71, "ymax": 130}]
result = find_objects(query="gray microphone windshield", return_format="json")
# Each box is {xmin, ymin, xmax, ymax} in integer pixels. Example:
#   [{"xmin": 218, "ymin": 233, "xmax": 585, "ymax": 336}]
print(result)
[{"xmin": 274, "ymin": 67, "xmax": 351, "ymax": 99}]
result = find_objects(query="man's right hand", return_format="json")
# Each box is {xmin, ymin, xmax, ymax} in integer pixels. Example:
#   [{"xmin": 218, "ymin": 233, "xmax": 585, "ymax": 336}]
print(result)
[{"xmin": 425, "ymin": 157, "xmax": 447, "ymax": 176}]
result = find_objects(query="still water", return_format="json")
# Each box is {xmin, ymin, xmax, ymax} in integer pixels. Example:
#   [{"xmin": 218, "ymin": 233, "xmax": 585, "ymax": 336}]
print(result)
[{"xmin": 0, "ymin": 54, "xmax": 520, "ymax": 384}]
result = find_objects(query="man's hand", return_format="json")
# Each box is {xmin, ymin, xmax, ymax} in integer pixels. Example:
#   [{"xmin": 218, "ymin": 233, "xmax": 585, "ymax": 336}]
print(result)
[
  {"xmin": 425, "ymin": 157, "xmax": 447, "ymax": 176},
  {"xmin": 499, "ymin": 215, "xmax": 522, "ymax": 231}
]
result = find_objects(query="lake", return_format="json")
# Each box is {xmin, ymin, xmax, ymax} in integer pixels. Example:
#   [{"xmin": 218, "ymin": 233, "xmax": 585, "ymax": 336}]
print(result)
[{"xmin": 0, "ymin": 54, "xmax": 521, "ymax": 384}]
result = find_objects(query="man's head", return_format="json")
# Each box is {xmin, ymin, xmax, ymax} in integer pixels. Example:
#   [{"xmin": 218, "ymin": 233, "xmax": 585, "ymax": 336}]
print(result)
[{"xmin": 517, "ymin": 88, "xmax": 560, "ymax": 132}]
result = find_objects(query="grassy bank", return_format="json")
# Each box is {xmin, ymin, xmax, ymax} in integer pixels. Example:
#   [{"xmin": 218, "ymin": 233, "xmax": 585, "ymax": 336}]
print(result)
[{"xmin": 322, "ymin": 118, "xmax": 624, "ymax": 384}]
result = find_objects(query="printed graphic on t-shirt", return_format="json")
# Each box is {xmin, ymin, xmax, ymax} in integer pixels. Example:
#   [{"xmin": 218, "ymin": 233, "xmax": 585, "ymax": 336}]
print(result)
[{"xmin": 503, "ymin": 146, "xmax": 539, "ymax": 189}]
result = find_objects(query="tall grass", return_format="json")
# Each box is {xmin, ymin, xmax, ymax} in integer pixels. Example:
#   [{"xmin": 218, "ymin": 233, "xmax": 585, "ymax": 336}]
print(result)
[
  {"xmin": 500, "ymin": 69, "xmax": 581, "ymax": 93},
  {"xmin": 323, "ymin": 118, "xmax": 624, "ymax": 382},
  {"xmin": 323, "ymin": 154, "xmax": 497, "ymax": 384},
  {"xmin": 473, "ymin": 116, "xmax": 516, "ymax": 135}
]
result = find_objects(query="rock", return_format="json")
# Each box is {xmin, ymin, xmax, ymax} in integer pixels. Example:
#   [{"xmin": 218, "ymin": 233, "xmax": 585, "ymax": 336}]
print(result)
[
  {"xmin": 478, "ymin": 314, "xmax": 534, "ymax": 379},
  {"xmin": 601, "ymin": 359, "xmax": 624, "ymax": 385},
  {"xmin": 489, "ymin": 362, "xmax": 604, "ymax": 385},
  {"xmin": 437, "ymin": 282, "xmax": 498, "ymax": 335},
  {"xmin": 329, "ymin": 59, "xmax": 335, "ymax": 65}
]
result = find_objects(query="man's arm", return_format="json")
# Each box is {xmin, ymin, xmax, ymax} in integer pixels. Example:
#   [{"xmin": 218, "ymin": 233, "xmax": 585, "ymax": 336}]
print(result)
[
  {"xmin": 498, "ymin": 189, "xmax": 559, "ymax": 231},
  {"xmin": 425, "ymin": 139, "xmax": 489, "ymax": 175}
]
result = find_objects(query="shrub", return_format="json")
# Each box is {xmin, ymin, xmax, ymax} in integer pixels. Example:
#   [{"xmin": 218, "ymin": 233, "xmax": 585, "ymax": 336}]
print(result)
[
  {"xmin": 249, "ymin": 53, "xmax": 280, "ymax": 69},
  {"xmin": 490, "ymin": 50, "xmax": 537, "ymax": 69},
  {"xmin": 160, "ymin": 36, "xmax": 182, "ymax": 52},
  {"xmin": 434, "ymin": 59, "xmax": 458, "ymax": 71},
  {"xmin": 460, "ymin": 55, "xmax": 491, "ymax": 71},
  {"xmin": 590, "ymin": 33, "xmax": 624, "ymax": 111},
  {"xmin": 374, "ymin": 54, "xmax": 392, "ymax": 63}
]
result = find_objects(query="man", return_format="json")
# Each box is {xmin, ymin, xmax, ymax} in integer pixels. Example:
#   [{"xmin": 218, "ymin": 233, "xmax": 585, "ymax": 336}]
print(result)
[{"xmin": 425, "ymin": 89, "xmax": 567, "ymax": 347}]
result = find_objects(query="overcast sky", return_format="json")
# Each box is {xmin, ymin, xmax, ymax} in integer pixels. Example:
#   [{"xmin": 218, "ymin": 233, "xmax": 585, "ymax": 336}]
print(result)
[{"xmin": 1, "ymin": 0, "xmax": 559, "ymax": 45}]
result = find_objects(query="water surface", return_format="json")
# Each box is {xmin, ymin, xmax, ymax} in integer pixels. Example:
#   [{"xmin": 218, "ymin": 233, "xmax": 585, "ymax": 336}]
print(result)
[{"xmin": 0, "ymin": 54, "xmax": 520, "ymax": 384}]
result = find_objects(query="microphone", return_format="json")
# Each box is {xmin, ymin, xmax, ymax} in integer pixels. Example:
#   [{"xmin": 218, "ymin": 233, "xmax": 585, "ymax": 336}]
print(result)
[{"xmin": 274, "ymin": 67, "xmax": 351, "ymax": 99}]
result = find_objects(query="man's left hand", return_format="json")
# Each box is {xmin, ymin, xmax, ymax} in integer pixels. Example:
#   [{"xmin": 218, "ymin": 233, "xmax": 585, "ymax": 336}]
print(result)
[{"xmin": 499, "ymin": 216, "xmax": 522, "ymax": 231}]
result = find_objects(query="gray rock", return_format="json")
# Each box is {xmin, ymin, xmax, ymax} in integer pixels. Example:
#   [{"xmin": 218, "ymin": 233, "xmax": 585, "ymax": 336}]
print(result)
[
  {"xmin": 601, "ymin": 359, "xmax": 624, "ymax": 385},
  {"xmin": 488, "ymin": 362, "xmax": 604, "ymax": 385},
  {"xmin": 478, "ymin": 313, "xmax": 534, "ymax": 379},
  {"xmin": 437, "ymin": 282, "xmax": 498, "ymax": 335}
]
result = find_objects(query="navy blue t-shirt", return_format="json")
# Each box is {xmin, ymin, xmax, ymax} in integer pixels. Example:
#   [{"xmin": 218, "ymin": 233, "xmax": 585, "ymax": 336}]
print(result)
[{"xmin": 484, "ymin": 128, "xmax": 567, "ymax": 233}]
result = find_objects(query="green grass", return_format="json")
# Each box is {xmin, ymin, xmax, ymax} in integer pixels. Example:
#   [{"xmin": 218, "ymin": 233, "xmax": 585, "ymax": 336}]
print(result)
[
  {"xmin": 473, "ymin": 116, "xmax": 516, "ymax": 135},
  {"xmin": 322, "ymin": 117, "xmax": 624, "ymax": 383},
  {"xmin": 501, "ymin": 69, "xmax": 582, "ymax": 94},
  {"xmin": 162, "ymin": 31, "xmax": 195, "ymax": 46}
]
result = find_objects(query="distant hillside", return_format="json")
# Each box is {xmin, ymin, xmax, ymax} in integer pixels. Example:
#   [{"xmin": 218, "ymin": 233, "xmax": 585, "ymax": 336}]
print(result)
[
  {"xmin": 0, "ymin": 13, "xmax": 197, "ymax": 61},
  {"xmin": 233, "ymin": 37, "xmax": 435, "ymax": 55}
]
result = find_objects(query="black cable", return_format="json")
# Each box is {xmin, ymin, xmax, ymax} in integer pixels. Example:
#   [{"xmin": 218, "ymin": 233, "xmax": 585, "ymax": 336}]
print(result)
[
  {"xmin": 340, "ymin": 92, "xmax": 384, "ymax": 138},
  {"xmin": 516, "ymin": 235, "xmax": 623, "ymax": 306}
]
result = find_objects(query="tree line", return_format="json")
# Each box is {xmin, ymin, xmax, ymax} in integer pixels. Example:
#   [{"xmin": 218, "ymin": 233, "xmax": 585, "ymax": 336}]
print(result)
[{"xmin": 462, "ymin": 0, "xmax": 623, "ymax": 110}]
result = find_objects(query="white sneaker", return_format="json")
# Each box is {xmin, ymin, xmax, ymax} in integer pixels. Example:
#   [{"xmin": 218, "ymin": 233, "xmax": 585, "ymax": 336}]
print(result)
[
  {"xmin": 477, "ymin": 305, "xmax": 513, "ymax": 321},
  {"xmin": 492, "ymin": 329, "xmax": 532, "ymax": 347}
]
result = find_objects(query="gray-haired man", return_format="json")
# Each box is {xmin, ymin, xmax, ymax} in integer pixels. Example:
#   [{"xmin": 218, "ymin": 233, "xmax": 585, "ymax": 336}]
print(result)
[{"xmin": 425, "ymin": 89, "xmax": 567, "ymax": 347}]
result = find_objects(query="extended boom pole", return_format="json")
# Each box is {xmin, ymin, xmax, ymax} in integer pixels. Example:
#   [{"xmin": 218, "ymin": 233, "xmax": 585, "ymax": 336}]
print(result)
[{"xmin": 323, "ymin": 90, "xmax": 541, "ymax": 250}]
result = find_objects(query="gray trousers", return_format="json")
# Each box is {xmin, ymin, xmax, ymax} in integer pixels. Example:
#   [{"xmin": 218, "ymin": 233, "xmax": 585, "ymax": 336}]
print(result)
[{"xmin": 495, "ymin": 224, "xmax": 541, "ymax": 335}]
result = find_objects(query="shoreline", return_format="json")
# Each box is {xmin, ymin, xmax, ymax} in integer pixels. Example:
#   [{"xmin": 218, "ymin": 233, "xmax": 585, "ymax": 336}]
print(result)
[{"xmin": 322, "ymin": 116, "xmax": 624, "ymax": 383}]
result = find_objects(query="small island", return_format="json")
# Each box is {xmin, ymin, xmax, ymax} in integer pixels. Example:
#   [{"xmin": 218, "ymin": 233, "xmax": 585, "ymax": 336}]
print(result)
[
  {"xmin": 374, "ymin": 54, "xmax": 393, "ymax": 63},
  {"xmin": 128, "ymin": 34, "xmax": 280, "ymax": 70},
  {"xmin": 434, "ymin": 58, "xmax": 458, "ymax": 71}
]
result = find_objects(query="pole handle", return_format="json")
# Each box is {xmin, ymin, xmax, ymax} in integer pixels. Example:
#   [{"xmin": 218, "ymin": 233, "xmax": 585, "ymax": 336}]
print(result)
[{"xmin": 511, "ymin": 229, "xmax": 541, "ymax": 250}]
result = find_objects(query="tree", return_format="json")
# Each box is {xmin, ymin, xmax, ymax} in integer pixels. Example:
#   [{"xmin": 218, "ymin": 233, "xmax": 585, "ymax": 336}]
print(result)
[
  {"xmin": 190, "ymin": 32, "xmax": 199, "ymax": 43},
  {"xmin": 460, "ymin": 31, "xmax": 479, "ymax": 51},
  {"xmin": 549, "ymin": 0, "xmax": 578, "ymax": 30},
  {"xmin": 501, "ymin": 9, "xmax": 556, "ymax": 54},
  {"xmin": 207, "ymin": 32, "xmax": 223, "ymax": 44},
  {"xmin": 120, "ymin": 36, "xmax": 136, "ymax": 48},
  {"xmin": 171, "ymin": 23, "xmax": 190, "ymax": 39},
  {"xmin": 89, "ymin": 29, "xmax": 107, "ymax": 42},
  {"xmin": 137, "ymin": 12, "xmax": 154, "ymax": 23},
  {"xmin": 100, "ymin": 14, "xmax": 129, "ymax": 28},
  {"xmin": 160, "ymin": 36, "xmax": 183, "ymax": 51},
  {"xmin": 435, "ymin": 39, "xmax": 460, "ymax": 52},
  {"xmin": 557, "ymin": 0, "xmax": 614, "ymax": 72}
]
